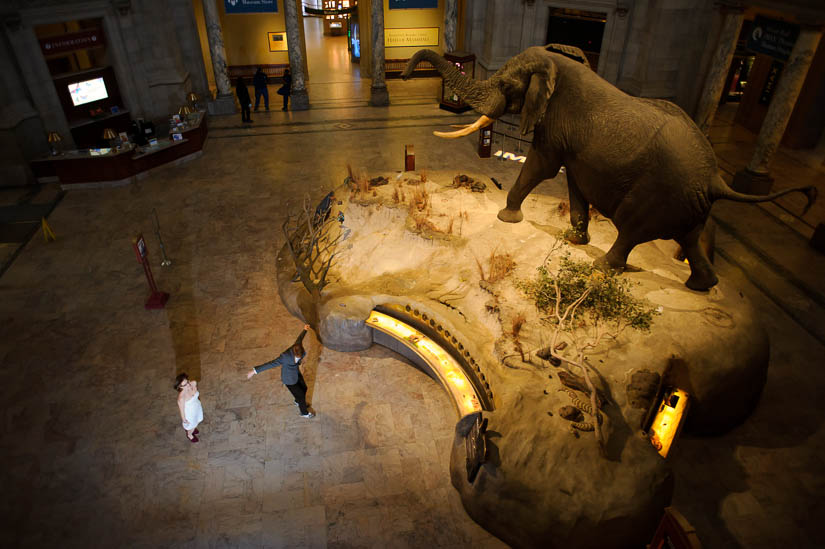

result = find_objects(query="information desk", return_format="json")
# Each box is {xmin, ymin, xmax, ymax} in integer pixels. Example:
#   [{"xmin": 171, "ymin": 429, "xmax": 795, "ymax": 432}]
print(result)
[{"xmin": 32, "ymin": 112, "xmax": 208, "ymax": 188}]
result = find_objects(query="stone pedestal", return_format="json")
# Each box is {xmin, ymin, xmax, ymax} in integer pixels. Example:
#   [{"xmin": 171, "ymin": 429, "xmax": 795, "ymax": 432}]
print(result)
[
  {"xmin": 207, "ymin": 93, "xmax": 236, "ymax": 115},
  {"xmin": 202, "ymin": 0, "xmax": 232, "ymax": 98},
  {"xmin": 369, "ymin": 86, "xmax": 389, "ymax": 107},
  {"xmin": 810, "ymin": 223, "xmax": 825, "ymax": 254},
  {"xmin": 739, "ymin": 25, "xmax": 822, "ymax": 191},
  {"xmin": 443, "ymin": 0, "xmax": 458, "ymax": 53},
  {"xmin": 732, "ymin": 167, "xmax": 774, "ymax": 195},
  {"xmin": 369, "ymin": 0, "xmax": 389, "ymax": 106},
  {"xmin": 284, "ymin": 0, "xmax": 310, "ymax": 110},
  {"xmin": 289, "ymin": 88, "xmax": 310, "ymax": 111},
  {"xmin": 695, "ymin": 4, "xmax": 744, "ymax": 133}
]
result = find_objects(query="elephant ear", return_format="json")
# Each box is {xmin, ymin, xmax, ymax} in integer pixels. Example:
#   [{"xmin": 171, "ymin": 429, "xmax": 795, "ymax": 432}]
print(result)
[{"xmin": 519, "ymin": 70, "xmax": 555, "ymax": 136}]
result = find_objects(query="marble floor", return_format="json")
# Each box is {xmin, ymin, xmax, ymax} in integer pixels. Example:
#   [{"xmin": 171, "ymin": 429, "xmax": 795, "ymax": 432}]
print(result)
[{"xmin": 1, "ymin": 87, "xmax": 825, "ymax": 548}]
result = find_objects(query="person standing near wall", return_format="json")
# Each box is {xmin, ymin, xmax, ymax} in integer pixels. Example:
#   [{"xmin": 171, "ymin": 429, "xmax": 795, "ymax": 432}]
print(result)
[
  {"xmin": 277, "ymin": 68, "xmax": 292, "ymax": 111},
  {"xmin": 235, "ymin": 76, "xmax": 252, "ymax": 123},
  {"xmin": 253, "ymin": 67, "xmax": 269, "ymax": 111},
  {"xmin": 246, "ymin": 324, "xmax": 315, "ymax": 418}
]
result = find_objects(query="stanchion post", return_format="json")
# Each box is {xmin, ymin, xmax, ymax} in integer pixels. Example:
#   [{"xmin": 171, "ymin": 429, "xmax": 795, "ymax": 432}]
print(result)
[
  {"xmin": 405, "ymin": 144, "xmax": 415, "ymax": 171},
  {"xmin": 133, "ymin": 233, "xmax": 169, "ymax": 310},
  {"xmin": 478, "ymin": 124, "xmax": 492, "ymax": 158}
]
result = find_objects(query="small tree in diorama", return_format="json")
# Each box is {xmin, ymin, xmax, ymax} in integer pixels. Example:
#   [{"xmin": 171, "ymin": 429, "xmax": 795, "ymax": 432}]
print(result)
[
  {"xmin": 519, "ymin": 245, "xmax": 657, "ymax": 457},
  {"xmin": 282, "ymin": 193, "xmax": 349, "ymax": 303}
]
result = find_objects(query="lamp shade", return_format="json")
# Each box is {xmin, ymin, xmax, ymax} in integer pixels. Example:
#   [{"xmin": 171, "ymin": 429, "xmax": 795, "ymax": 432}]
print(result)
[
  {"xmin": 102, "ymin": 128, "xmax": 118, "ymax": 139},
  {"xmin": 47, "ymin": 131, "xmax": 62, "ymax": 143},
  {"xmin": 179, "ymin": 105, "xmax": 193, "ymax": 116}
]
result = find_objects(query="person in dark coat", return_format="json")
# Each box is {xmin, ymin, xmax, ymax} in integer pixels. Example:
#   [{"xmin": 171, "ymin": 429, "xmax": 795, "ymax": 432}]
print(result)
[
  {"xmin": 235, "ymin": 76, "xmax": 252, "ymax": 123},
  {"xmin": 278, "ymin": 68, "xmax": 292, "ymax": 111},
  {"xmin": 253, "ymin": 67, "xmax": 269, "ymax": 111},
  {"xmin": 246, "ymin": 325, "xmax": 315, "ymax": 418}
]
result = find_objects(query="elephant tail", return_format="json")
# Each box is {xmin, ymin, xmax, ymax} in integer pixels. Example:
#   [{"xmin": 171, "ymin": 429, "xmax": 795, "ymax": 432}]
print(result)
[{"xmin": 711, "ymin": 175, "xmax": 817, "ymax": 215}]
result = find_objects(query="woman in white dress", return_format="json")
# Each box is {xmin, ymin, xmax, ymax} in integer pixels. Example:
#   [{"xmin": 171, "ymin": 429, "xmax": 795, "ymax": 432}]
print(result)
[{"xmin": 175, "ymin": 373, "xmax": 203, "ymax": 443}]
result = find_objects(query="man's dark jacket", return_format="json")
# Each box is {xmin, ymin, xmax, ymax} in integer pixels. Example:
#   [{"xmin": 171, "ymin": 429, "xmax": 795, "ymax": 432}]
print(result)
[{"xmin": 253, "ymin": 329, "xmax": 307, "ymax": 385}]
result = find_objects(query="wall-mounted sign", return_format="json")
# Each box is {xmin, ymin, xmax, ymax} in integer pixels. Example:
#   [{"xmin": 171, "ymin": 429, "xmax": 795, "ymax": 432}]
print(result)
[
  {"xmin": 224, "ymin": 0, "xmax": 277, "ymax": 14},
  {"xmin": 746, "ymin": 15, "xmax": 799, "ymax": 62},
  {"xmin": 389, "ymin": 0, "xmax": 438, "ymax": 9},
  {"xmin": 39, "ymin": 29, "xmax": 104, "ymax": 56},
  {"xmin": 759, "ymin": 60, "xmax": 784, "ymax": 105},
  {"xmin": 385, "ymin": 27, "xmax": 439, "ymax": 48},
  {"xmin": 267, "ymin": 32, "xmax": 288, "ymax": 52}
]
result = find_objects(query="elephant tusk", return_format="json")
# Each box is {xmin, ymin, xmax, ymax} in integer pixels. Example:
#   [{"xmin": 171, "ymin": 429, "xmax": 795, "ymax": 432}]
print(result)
[{"xmin": 433, "ymin": 115, "xmax": 494, "ymax": 139}]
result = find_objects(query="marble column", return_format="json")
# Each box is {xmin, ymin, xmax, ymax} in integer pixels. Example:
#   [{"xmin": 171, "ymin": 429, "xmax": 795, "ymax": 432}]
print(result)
[
  {"xmin": 443, "ymin": 0, "xmax": 458, "ymax": 53},
  {"xmin": 733, "ymin": 25, "xmax": 823, "ymax": 194},
  {"xmin": 694, "ymin": 3, "xmax": 744, "ymax": 134},
  {"xmin": 370, "ymin": 0, "xmax": 389, "ymax": 106},
  {"xmin": 284, "ymin": 0, "xmax": 310, "ymax": 110},
  {"xmin": 202, "ymin": 0, "xmax": 235, "ymax": 114}
]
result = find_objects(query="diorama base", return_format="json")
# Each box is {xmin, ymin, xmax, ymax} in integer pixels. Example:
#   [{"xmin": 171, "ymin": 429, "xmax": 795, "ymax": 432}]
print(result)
[{"xmin": 276, "ymin": 170, "xmax": 769, "ymax": 548}]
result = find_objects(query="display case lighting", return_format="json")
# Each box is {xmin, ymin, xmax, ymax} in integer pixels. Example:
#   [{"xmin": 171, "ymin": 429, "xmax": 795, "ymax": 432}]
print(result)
[
  {"xmin": 368, "ymin": 310, "xmax": 482, "ymax": 417},
  {"xmin": 648, "ymin": 387, "xmax": 689, "ymax": 458}
]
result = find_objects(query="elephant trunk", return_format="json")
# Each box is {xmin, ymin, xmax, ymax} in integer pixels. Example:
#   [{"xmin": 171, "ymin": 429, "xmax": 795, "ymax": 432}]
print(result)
[{"xmin": 402, "ymin": 49, "xmax": 506, "ymax": 118}]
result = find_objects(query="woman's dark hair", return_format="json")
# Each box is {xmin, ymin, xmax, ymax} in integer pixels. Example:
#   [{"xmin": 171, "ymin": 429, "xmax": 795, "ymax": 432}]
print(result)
[
  {"xmin": 174, "ymin": 373, "xmax": 189, "ymax": 391},
  {"xmin": 235, "ymin": 76, "xmax": 245, "ymax": 87}
]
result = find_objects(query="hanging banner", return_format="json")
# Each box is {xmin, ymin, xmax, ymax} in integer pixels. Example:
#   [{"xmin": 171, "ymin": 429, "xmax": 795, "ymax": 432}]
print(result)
[
  {"xmin": 40, "ymin": 29, "xmax": 104, "ymax": 56},
  {"xmin": 385, "ymin": 27, "xmax": 439, "ymax": 48},
  {"xmin": 389, "ymin": 0, "xmax": 438, "ymax": 9},
  {"xmin": 267, "ymin": 32, "xmax": 288, "ymax": 52},
  {"xmin": 224, "ymin": 0, "xmax": 277, "ymax": 14},
  {"xmin": 746, "ymin": 16, "xmax": 799, "ymax": 62}
]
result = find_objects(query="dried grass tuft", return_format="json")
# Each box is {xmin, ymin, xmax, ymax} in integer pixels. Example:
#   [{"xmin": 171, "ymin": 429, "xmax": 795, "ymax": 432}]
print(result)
[{"xmin": 488, "ymin": 249, "xmax": 516, "ymax": 283}]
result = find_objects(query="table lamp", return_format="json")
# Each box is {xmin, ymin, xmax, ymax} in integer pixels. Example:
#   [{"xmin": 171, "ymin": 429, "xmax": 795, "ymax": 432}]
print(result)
[
  {"xmin": 187, "ymin": 92, "xmax": 200, "ymax": 110},
  {"xmin": 102, "ymin": 128, "xmax": 118, "ymax": 150},
  {"xmin": 47, "ymin": 131, "xmax": 62, "ymax": 156},
  {"xmin": 179, "ymin": 105, "xmax": 193, "ymax": 116}
]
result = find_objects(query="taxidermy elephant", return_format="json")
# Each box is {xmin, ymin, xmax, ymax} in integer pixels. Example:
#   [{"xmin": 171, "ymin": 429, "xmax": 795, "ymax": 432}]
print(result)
[{"xmin": 402, "ymin": 45, "xmax": 816, "ymax": 290}]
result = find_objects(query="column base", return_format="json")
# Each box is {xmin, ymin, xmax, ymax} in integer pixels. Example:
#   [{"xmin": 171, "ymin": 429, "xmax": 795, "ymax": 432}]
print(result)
[
  {"xmin": 290, "ymin": 89, "xmax": 310, "ymax": 111},
  {"xmin": 207, "ymin": 93, "xmax": 236, "ymax": 115},
  {"xmin": 370, "ymin": 85, "xmax": 390, "ymax": 107},
  {"xmin": 732, "ymin": 168, "xmax": 774, "ymax": 195},
  {"xmin": 810, "ymin": 223, "xmax": 825, "ymax": 255}
]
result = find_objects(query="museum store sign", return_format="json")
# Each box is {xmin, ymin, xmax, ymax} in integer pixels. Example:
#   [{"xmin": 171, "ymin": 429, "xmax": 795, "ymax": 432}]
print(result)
[
  {"xmin": 746, "ymin": 15, "xmax": 799, "ymax": 62},
  {"xmin": 224, "ymin": 0, "xmax": 278, "ymax": 14}
]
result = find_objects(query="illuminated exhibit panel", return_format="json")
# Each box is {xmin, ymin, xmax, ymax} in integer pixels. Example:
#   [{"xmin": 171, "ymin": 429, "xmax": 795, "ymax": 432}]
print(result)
[
  {"xmin": 367, "ymin": 311, "xmax": 482, "ymax": 417},
  {"xmin": 648, "ymin": 388, "xmax": 690, "ymax": 458}
]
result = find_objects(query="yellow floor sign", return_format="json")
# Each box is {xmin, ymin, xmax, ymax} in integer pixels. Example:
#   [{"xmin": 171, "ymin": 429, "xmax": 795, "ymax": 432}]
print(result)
[{"xmin": 42, "ymin": 217, "xmax": 56, "ymax": 242}]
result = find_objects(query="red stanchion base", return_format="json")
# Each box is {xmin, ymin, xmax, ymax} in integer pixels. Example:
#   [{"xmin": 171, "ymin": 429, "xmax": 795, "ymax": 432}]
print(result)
[{"xmin": 145, "ymin": 291, "xmax": 170, "ymax": 310}]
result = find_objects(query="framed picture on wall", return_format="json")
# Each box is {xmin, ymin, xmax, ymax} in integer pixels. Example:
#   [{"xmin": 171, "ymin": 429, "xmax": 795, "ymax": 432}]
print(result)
[
  {"xmin": 389, "ymin": 0, "xmax": 438, "ymax": 9},
  {"xmin": 268, "ymin": 32, "xmax": 288, "ymax": 52}
]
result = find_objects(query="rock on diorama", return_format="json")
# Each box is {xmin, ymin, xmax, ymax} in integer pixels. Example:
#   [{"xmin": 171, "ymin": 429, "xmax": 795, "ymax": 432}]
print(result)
[
  {"xmin": 275, "ymin": 170, "xmax": 767, "ymax": 548},
  {"xmin": 274, "ymin": 44, "xmax": 814, "ymax": 548}
]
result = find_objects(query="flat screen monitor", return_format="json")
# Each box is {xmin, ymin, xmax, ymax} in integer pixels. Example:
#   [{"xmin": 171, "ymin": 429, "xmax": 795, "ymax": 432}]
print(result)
[{"xmin": 68, "ymin": 77, "xmax": 109, "ymax": 106}]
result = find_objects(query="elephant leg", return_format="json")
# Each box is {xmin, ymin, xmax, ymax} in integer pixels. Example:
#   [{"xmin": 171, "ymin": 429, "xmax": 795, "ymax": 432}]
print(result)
[
  {"xmin": 566, "ymin": 174, "xmax": 590, "ymax": 245},
  {"xmin": 595, "ymin": 230, "xmax": 637, "ymax": 273},
  {"xmin": 676, "ymin": 225, "xmax": 718, "ymax": 291},
  {"xmin": 498, "ymin": 147, "xmax": 561, "ymax": 223}
]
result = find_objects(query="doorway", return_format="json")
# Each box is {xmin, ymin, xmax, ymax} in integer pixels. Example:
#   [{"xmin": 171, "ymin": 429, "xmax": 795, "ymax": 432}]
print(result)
[
  {"xmin": 546, "ymin": 8, "xmax": 606, "ymax": 69},
  {"xmin": 303, "ymin": 6, "xmax": 365, "ymax": 106}
]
